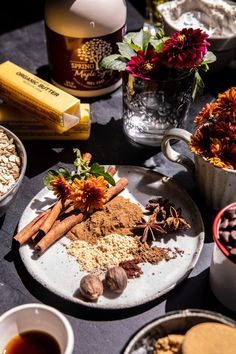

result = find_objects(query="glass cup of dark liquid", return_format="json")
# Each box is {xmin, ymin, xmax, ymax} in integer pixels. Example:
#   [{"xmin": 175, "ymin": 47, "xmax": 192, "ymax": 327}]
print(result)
[{"xmin": 0, "ymin": 303, "xmax": 74, "ymax": 354}]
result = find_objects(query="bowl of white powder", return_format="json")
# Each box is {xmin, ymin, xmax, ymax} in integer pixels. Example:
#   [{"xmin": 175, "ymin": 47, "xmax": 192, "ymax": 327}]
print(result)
[
  {"xmin": 158, "ymin": 0, "xmax": 236, "ymax": 70},
  {"xmin": 0, "ymin": 125, "xmax": 27, "ymax": 217}
]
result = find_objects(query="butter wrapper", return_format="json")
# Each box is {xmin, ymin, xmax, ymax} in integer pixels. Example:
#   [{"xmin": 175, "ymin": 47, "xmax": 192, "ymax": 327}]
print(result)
[
  {"xmin": 0, "ymin": 101, "xmax": 91, "ymax": 140},
  {"xmin": 0, "ymin": 61, "xmax": 81, "ymax": 133}
]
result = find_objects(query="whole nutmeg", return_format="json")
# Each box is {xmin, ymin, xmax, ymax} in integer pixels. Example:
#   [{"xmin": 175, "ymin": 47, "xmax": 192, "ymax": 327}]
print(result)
[
  {"xmin": 79, "ymin": 274, "xmax": 103, "ymax": 301},
  {"xmin": 105, "ymin": 266, "xmax": 128, "ymax": 293}
]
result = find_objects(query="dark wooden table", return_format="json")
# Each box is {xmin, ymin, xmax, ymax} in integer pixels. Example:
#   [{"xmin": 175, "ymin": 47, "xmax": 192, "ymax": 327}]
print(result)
[{"xmin": 0, "ymin": 2, "xmax": 236, "ymax": 353}]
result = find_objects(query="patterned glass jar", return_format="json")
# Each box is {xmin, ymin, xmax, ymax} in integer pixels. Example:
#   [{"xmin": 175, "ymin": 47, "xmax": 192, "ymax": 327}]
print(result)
[{"xmin": 122, "ymin": 73, "xmax": 193, "ymax": 147}]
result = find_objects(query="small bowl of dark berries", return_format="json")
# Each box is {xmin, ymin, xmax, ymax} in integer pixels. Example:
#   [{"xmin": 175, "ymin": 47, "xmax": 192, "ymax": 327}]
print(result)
[{"xmin": 210, "ymin": 202, "xmax": 236, "ymax": 311}]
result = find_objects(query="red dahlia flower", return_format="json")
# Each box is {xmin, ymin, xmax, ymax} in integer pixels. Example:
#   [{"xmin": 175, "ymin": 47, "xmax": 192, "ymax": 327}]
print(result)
[
  {"xmin": 126, "ymin": 50, "xmax": 159, "ymax": 80},
  {"xmin": 160, "ymin": 28, "xmax": 209, "ymax": 69}
]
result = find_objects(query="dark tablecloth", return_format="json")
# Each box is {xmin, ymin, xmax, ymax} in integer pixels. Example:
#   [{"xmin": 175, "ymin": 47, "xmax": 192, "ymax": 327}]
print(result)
[{"xmin": 0, "ymin": 2, "xmax": 236, "ymax": 353}]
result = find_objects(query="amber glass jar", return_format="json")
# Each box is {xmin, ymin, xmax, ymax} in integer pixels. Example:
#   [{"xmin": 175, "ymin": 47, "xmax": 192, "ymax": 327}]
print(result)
[{"xmin": 45, "ymin": 0, "xmax": 127, "ymax": 97}]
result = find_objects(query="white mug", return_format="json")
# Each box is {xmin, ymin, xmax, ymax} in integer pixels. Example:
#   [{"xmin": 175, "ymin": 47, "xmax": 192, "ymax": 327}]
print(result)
[
  {"xmin": 161, "ymin": 128, "xmax": 236, "ymax": 210},
  {"xmin": 0, "ymin": 303, "xmax": 74, "ymax": 354}
]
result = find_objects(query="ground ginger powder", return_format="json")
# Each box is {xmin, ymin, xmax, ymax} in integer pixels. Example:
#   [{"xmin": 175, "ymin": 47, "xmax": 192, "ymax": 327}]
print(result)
[{"xmin": 67, "ymin": 233, "xmax": 141, "ymax": 272}]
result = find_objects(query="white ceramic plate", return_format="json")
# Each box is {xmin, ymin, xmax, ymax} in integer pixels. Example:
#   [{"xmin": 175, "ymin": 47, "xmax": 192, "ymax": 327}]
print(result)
[{"xmin": 18, "ymin": 166, "xmax": 204, "ymax": 309}]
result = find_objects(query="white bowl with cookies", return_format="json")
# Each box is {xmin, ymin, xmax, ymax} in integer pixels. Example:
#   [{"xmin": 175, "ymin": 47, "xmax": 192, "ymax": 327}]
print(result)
[{"xmin": 123, "ymin": 309, "xmax": 236, "ymax": 354}]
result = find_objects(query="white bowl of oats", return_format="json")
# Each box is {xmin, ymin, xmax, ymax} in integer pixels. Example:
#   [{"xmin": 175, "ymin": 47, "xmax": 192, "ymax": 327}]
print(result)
[{"xmin": 0, "ymin": 125, "xmax": 27, "ymax": 217}]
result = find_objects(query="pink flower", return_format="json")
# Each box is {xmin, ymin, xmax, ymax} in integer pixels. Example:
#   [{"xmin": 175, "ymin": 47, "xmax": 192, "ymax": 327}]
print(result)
[
  {"xmin": 126, "ymin": 50, "xmax": 159, "ymax": 80},
  {"xmin": 160, "ymin": 28, "xmax": 210, "ymax": 69}
]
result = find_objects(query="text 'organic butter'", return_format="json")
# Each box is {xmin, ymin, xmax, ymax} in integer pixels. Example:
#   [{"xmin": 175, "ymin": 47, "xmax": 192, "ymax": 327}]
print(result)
[{"xmin": 0, "ymin": 61, "xmax": 82, "ymax": 133}]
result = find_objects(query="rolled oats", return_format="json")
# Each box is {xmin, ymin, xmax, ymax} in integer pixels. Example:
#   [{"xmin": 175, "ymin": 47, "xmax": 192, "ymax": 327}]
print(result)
[{"xmin": 0, "ymin": 129, "xmax": 21, "ymax": 197}]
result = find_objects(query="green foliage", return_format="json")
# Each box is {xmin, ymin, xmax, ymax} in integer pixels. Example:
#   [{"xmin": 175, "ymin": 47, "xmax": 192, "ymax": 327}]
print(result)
[
  {"xmin": 192, "ymin": 71, "xmax": 205, "ymax": 101},
  {"xmin": 89, "ymin": 163, "xmax": 115, "ymax": 186},
  {"xmin": 99, "ymin": 54, "xmax": 127, "ymax": 71},
  {"xmin": 43, "ymin": 168, "xmax": 72, "ymax": 189},
  {"xmin": 117, "ymin": 43, "xmax": 136, "ymax": 59},
  {"xmin": 43, "ymin": 149, "xmax": 115, "ymax": 189},
  {"xmin": 100, "ymin": 29, "xmax": 155, "ymax": 70},
  {"xmin": 43, "ymin": 170, "xmax": 58, "ymax": 190}
]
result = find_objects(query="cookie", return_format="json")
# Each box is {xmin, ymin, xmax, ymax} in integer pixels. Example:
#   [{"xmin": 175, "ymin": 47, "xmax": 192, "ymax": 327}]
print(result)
[
  {"xmin": 182, "ymin": 322, "xmax": 236, "ymax": 354},
  {"xmin": 155, "ymin": 334, "xmax": 184, "ymax": 354}
]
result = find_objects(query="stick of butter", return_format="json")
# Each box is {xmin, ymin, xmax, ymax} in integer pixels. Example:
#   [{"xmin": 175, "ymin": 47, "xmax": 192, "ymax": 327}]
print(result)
[
  {"xmin": 0, "ymin": 101, "xmax": 91, "ymax": 140},
  {"xmin": 0, "ymin": 61, "xmax": 81, "ymax": 133}
]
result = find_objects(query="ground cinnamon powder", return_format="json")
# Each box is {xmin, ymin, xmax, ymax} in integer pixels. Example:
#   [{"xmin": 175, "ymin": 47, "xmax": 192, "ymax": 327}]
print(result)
[{"xmin": 67, "ymin": 196, "xmax": 143, "ymax": 244}]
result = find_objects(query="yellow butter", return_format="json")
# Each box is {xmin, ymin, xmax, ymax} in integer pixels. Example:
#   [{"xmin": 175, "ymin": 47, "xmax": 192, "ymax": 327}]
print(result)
[
  {"xmin": 0, "ymin": 61, "xmax": 81, "ymax": 133},
  {"xmin": 0, "ymin": 102, "xmax": 91, "ymax": 140}
]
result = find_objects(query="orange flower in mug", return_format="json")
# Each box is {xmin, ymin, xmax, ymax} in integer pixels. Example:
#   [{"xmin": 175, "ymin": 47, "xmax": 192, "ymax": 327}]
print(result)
[
  {"xmin": 190, "ymin": 87, "xmax": 236, "ymax": 170},
  {"xmin": 214, "ymin": 87, "xmax": 236, "ymax": 123},
  {"xmin": 71, "ymin": 175, "xmax": 108, "ymax": 212},
  {"xmin": 189, "ymin": 124, "xmax": 210, "ymax": 156},
  {"xmin": 208, "ymin": 156, "xmax": 234, "ymax": 170},
  {"xmin": 194, "ymin": 102, "xmax": 216, "ymax": 126},
  {"xmin": 210, "ymin": 138, "xmax": 222, "ymax": 155}
]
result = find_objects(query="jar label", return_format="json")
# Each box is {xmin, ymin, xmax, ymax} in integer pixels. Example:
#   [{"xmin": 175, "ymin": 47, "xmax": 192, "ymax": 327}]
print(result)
[{"xmin": 45, "ymin": 25, "xmax": 125, "ymax": 92}]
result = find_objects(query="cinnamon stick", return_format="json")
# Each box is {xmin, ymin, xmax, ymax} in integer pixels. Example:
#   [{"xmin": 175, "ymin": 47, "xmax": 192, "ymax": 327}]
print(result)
[
  {"xmin": 34, "ymin": 198, "xmax": 63, "ymax": 239},
  {"xmin": 14, "ymin": 152, "xmax": 93, "ymax": 246},
  {"xmin": 31, "ymin": 219, "xmax": 61, "ymax": 244},
  {"xmin": 35, "ymin": 152, "xmax": 91, "ymax": 236},
  {"xmin": 106, "ymin": 165, "xmax": 117, "ymax": 176},
  {"xmin": 35, "ymin": 177, "xmax": 128, "ymax": 254},
  {"xmin": 35, "ymin": 211, "xmax": 84, "ymax": 253},
  {"xmin": 106, "ymin": 178, "xmax": 128, "ymax": 200},
  {"xmin": 14, "ymin": 210, "xmax": 50, "ymax": 245},
  {"xmin": 82, "ymin": 152, "xmax": 92, "ymax": 163}
]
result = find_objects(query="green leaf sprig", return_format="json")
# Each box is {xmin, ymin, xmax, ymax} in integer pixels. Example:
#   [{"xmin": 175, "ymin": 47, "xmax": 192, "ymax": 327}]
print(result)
[
  {"xmin": 100, "ymin": 29, "xmax": 161, "ymax": 72},
  {"xmin": 43, "ymin": 149, "xmax": 115, "ymax": 190}
]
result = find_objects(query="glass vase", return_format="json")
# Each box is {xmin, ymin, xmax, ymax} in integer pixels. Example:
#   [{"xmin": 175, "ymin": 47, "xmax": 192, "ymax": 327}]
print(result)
[{"xmin": 122, "ymin": 73, "xmax": 193, "ymax": 147}]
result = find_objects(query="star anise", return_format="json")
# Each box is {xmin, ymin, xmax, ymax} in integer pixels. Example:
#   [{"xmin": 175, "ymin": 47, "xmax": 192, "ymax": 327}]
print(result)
[
  {"xmin": 164, "ymin": 205, "xmax": 190, "ymax": 232},
  {"xmin": 133, "ymin": 212, "xmax": 166, "ymax": 243},
  {"xmin": 146, "ymin": 198, "xmax": 175, "ymax": 219},
  {"xmin": 146, "ymin": 198, "xmax": 173, "ymax": 212}
]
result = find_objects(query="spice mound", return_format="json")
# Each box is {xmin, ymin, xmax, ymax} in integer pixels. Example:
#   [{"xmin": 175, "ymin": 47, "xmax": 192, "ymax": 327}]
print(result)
[
  {"xmin": 67, "ymin": 233, "xmax": 141, "ymax": 272},
  {"xmin": 67, "ymin": 196, "xmax": 144, "ymax": 244},
  {"xmin": 119, "ymin": 259, "xmax": 143, "ymax": 279},
  {"xmin": 66, "ymin": 196, "xmax": 186, "ymax": 274},
  {"xmin": 67, "ymin": 232, "xmax": 179, "ymax": 273}
]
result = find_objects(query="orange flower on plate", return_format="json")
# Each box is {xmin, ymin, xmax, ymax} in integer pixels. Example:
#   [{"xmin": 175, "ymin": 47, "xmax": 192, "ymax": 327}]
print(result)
[
  {"xmin": 51, "ymin": 175, "xmax": 73, "ymax": 200},
  {"xmin": 71, "ymin": 175, "xmax": 108, "ymax": 212}
]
